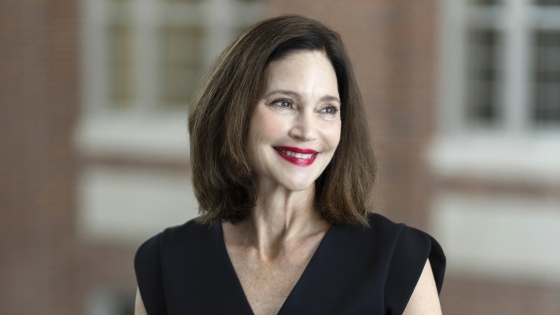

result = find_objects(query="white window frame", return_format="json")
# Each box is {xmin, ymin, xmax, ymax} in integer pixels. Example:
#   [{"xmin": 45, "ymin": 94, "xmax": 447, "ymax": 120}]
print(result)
[
  {"xmin": 77, "ymin": 0, "xmax": 264, "ymax": 162},
  {"xmin": 430, "ymin": 0, "xmax": 560, "ymax": 184}
]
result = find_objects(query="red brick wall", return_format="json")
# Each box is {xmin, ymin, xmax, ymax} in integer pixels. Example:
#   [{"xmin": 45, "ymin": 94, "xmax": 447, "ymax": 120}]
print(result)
[{"xmin": 0, "ymin": 0, "xmax": 79, "ymax": 314}]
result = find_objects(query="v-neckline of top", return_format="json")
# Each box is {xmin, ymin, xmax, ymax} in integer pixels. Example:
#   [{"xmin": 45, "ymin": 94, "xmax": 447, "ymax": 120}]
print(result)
[{"xmin": 217, "ymin": 221, "xmax": 335, "ymax": 315}]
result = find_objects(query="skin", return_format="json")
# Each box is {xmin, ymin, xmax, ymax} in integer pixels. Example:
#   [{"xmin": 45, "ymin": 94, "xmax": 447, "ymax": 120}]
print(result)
[
  {"xmin": 135, "ymin": 50, "xmax": 442, "ymax": 314},
  {"xmin": 224, "ymin": 50, "xmax": 340, "ymax": 315}
]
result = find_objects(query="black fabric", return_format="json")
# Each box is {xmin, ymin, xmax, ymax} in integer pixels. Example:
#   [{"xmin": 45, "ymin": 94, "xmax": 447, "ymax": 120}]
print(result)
[
  {"xmin": 134, "ymin": 213, "xmax": 445, "ymax": 315},
  {"xmin": 134, "ymin": 234, "xmax": 168, "ymax": 315}
]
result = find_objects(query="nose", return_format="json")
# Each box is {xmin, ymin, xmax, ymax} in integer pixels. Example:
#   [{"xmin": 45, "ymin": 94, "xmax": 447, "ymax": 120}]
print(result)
[{"xmin": 289, "ymin": 111, "xmax": 318, "ymax": 141}]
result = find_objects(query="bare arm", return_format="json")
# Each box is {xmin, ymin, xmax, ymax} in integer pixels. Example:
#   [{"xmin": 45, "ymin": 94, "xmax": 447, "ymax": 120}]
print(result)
[
  {"xmin": 402, "ymin": 259, "xmax": 442, "ymax": 315},
  {"xmin": 135, "ymin": 287, "xmax": 148, "ymax": 315}
]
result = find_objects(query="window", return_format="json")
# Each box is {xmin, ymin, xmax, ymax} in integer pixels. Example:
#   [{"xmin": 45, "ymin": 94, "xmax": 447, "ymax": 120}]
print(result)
[
  {"xmin": 79, "ymin": 0, "xmax": 264, "ymax": 160},
  {"xmin": 534, "ymin": 30, "xmax": 560, "ymax": 122},
  {"xmin": 432, "ymin": 0, "xmax": 560, "ymax": 182},
  {"xmin": 466, "ymin": 29, "xmax": 501, "ymax": 125},
  {"xmin": 83, "ymin": 0, "xmax": 264, "ymax": 116},
  {"xmin": 447, "ymin": 0, "xmax": 560, "ymax": 131}
]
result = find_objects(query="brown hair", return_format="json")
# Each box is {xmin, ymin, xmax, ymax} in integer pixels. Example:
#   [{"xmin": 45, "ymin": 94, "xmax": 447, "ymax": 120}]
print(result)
[{"xmin": 189, "ymin": 15, "xmax": 376, "ymax": 226}]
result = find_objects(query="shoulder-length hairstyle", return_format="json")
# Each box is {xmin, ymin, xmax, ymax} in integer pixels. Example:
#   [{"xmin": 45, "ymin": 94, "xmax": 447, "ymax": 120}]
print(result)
[{"xmin": 189, "ymin": 15, "xmax": 376, "ymax": 226}]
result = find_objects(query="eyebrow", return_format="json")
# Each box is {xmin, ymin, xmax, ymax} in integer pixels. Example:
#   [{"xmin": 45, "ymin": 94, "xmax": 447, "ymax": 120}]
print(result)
[{"xmin": 262, "ymin": 89, "xmax": 341, "ymax": 105}]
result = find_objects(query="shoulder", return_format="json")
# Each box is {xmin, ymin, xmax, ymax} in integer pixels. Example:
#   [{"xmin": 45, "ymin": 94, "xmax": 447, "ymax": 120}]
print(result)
[
  {"xmin": 363, "ymin": 213, "xmax": 445, "ymax": 314},
  {"xmin": 333, "ymin": 212, "xmax": 445, "ymax": 292},
  {"xmin": 134, "ymin": 217, "xmax": 214, "ymax": 315},
  {"xmin": 364, "ymin": 213, "xmax": 445, "ymax": 285},
  {"xmin": 366, "ymin": 212, "xmax": 406, "ymax": 237},
  {"xmin": 135, "ymin": 218, "xmax": 215, "ymax": 258},
  {"xmin": 347, "ymin": 213, "xmax": 420, "ymax": 252},
  {"xmin": 135, "ymin": 218, "xmax": 220, "ymax": 279}
]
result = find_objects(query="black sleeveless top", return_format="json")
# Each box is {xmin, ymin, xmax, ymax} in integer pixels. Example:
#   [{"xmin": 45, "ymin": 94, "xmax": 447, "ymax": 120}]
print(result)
[{"xmin": 135, "ymin": 213, "xmax": 445, "ymax": 315}]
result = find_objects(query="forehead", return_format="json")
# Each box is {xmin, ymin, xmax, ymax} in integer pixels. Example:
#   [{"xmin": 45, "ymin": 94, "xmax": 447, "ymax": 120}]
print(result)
[{"xmin": 262, "ymin": 50, "xmax": 339, "ymax": 97}]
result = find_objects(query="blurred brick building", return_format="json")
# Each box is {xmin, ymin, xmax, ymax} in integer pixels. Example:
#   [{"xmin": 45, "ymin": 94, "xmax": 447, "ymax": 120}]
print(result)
[{"xmin": 1, "ymin": 0, "xmax": 560, "ymax": 314}]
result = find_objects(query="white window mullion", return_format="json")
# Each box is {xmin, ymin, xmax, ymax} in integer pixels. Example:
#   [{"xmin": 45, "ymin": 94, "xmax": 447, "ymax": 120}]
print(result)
[
  {"xmin": 203, "ymin": 0, "xmax": 236, "ymax": 69},
  {"xmin": 440, "ymin": 0, "xmax": 468, "ymax": 134},
  {"xmin": 135, "ymin": 0, "xmax": 158, "ymax": 114},
  {"xmin": 146, "ymin": 0, "xmax": 161, "ymax": 113},
  {"xmin": 83, "ymin": 0, "xmax": 110, "ymax": 115},
  {"xmin": 503, "ymin": 0, "xmax": 532, "ymax": 133}
]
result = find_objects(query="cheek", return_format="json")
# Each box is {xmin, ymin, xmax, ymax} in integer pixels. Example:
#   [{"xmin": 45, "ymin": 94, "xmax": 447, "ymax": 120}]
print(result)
[
  {"xmin": 247, "ymin": 109, "xmax": 285, "ymax": 156},
  {"xmin": 250, "ymin": 108, "xmax": 289, "ymax": 139},
  {"xmin": 322, "ymin": 121, "xmax": 341, "ymax": 150}
]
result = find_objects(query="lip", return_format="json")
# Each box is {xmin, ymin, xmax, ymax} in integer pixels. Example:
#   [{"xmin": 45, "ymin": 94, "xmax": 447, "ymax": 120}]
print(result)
[
  {"xmin": 274, "ymin": 146, "xmax": 318, "ymax": 166},
  {"xmin": 275, "ymin": 146, "xmax": 318, "ymax": 154}
]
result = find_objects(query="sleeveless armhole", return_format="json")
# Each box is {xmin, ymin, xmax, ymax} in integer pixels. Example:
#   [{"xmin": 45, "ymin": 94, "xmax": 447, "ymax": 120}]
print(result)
[
  {"xmin": 384, "ymin": 226, "xmax": 446, "ymax": 315},
  {"xmin": 134, "ymin": 233, "xmax": 168, "ymax": 315}
]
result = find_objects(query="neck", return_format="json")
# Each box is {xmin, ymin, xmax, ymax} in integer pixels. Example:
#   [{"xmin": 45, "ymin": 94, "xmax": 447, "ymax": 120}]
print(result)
[{"xmin": 223, "ymin": 179, "xmax": 329, "ymax": 261}]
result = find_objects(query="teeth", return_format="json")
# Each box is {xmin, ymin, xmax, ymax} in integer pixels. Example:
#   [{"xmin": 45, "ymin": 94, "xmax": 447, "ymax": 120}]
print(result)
[{"xmin": 278, "ymin": 148, "xmax": 314, "ymax": 159}]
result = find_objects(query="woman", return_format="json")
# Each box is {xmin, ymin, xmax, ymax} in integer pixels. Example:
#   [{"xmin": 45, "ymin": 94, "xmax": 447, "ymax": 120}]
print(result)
[{"xmin": 135, "ymin": 15, "xmax": 445, "ymax": 315}]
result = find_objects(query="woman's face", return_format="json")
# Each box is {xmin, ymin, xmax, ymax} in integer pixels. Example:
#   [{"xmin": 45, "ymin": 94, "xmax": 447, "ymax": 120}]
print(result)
[{"xmin": 246, "ymin": 50, "xmax": 341, "ymax": 192}]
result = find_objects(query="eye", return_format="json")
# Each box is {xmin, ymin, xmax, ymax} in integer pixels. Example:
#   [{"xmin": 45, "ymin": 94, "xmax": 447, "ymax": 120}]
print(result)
[
  {"xmin": 271, "ymin": 98, "xmax": 294, "ymax": 109},
  {"xmin": 321, "ymin": 105, "xmax": 339, "ymax": 115}
]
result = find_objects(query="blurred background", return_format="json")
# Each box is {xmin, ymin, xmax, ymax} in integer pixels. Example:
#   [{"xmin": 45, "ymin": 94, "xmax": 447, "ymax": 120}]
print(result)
[{"xmin": 1, "ymin": 0, "xmax": 560, "ymax": 314}]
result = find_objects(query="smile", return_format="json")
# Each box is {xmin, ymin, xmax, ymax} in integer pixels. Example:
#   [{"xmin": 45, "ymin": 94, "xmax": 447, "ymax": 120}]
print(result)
[{"xmin": 274, "ymin": 146, "xmax": 318, "ymax": 166}]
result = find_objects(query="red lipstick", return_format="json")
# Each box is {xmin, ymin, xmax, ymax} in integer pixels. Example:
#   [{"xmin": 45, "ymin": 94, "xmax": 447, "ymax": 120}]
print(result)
[{"xmin": 274, "ymin": 146, "xmax": 318, "ymax": 166}]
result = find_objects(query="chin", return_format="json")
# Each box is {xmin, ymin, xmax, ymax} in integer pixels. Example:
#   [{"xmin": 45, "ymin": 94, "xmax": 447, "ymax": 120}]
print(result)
[{"xmin": 278, "ymin": 177, "xmax": 316, "ymax": 192}]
